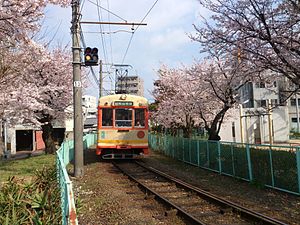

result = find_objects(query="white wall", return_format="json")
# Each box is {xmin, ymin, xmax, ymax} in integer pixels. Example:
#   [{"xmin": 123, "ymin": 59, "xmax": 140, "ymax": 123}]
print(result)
[{"xmin": 220, "ymin": 106, "xmax": 289, "ymax": 144}]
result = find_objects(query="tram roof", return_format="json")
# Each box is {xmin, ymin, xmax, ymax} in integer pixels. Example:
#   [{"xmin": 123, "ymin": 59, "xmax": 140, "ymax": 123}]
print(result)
[{"xmin": 98, "ymin": 94, "xmax": 148, "ymax": 106}]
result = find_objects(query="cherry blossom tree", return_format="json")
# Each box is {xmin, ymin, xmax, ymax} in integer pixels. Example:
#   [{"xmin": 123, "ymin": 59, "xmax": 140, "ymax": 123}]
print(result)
[
  {"xmin": 1, "ymin": 41, "xmax": 73, "ymax": 153},
  {"xmin": 0, "ymin": 0, "xmax": 75, "ymax": 154},
  {"xmin": 153, "ymin": 53, "xmax": 250, "ymax": 140},
  {"xmin": 0, "ymin": 0, "xmax": 70, "ymax": 48},
  {"xmin": 193, "ymin": 0, "xmax": 300, "ymax": 86},
  {"xmin": 152, "ymin": 65, "xmax": 202, "ymax": 138}
]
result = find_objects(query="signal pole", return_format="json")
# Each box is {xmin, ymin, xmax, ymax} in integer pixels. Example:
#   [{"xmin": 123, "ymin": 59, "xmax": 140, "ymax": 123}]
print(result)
[
  {"xmin": 71, "ymin": 0, "xmax": 84, "ymax": 177},
  {"xmin": 99, "ymin": 60, "xmax": 103, "ymax": 97}
]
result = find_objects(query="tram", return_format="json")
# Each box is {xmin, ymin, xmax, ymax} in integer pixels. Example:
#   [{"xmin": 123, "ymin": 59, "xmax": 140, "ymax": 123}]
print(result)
[{"xmin": 96, "ymin": 94, "xmax": 149, "ymax": 159}]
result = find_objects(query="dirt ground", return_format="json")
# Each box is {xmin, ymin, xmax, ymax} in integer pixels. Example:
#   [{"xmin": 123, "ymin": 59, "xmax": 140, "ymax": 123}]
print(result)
[{"xmin": 73, "ymin": 149, "xmax": 300, "ymax": 225}]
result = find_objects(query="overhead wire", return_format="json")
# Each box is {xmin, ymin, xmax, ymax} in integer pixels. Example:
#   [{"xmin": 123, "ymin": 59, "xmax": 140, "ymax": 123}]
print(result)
[
  {"xmin": 96, "ymin": 0, "xmax": 108, "ymax": 64},
  {"xmin": 80, "ymin": 0, "xmax": 86, "ymax": 14},
  {"xmin": 106, "ymin": 0, "xmax": 114, "ymax": 67},
  {"xmin": 79, "ymin": 0, "xmax": 118, "ymax": 96},
  {"xmin": 96, "ymin": 0, "xmax": 114, "ymax": 94},
  {"xmin": 106, "ymin": 0, "xmax": 115, "ymax": 89},
  {"xmin": 121, "ymin": 0, "xmax": 159, "ymax": 64},
  {"xmin": 81, "ymin": 0, "xmax": 160, "ymax": 94},
  {"xmin": 87, "ymin": 0, "xmax": 127, "ymax": 22}
]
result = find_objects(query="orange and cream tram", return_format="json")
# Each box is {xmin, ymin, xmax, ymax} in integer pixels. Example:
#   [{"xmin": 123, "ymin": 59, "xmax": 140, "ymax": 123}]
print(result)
[{"xmin": 96, "ymin": 94, "xmax": 149, "ymax": 159}]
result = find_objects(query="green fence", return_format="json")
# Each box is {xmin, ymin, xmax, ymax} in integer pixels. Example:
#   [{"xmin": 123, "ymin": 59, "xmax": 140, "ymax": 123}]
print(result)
[
  {"xmin": 149, "ymin": 133, "xmax": 300, "ymax": 195},
  {"xmin": 56, "ymin": 133, "xmax": 97, "ymax": 225}
]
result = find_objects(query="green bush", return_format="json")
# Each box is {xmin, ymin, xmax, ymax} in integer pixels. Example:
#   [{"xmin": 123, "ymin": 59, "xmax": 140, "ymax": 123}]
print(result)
[{"xmin": 0, "ymin": 166, "xmax": 61, "ymax": 225}]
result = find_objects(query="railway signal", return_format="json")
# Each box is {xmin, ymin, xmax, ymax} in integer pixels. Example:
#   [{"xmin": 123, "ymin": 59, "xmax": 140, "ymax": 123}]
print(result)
[{"xmin": 84, "ymin": 47, "xmax": 98, "ymax": 66}]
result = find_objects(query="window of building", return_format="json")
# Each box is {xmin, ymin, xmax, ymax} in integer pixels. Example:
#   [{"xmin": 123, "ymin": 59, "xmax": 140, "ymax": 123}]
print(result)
[
  {"xmin": 102, "ymin": 109, "xmax": 113, "ymax": 126},
  {"xmin": 135, "ymin": 109, "xmax": 145, "ymax": 127},
  {"xmin": 257, "ymin": 99, "xmax": 267, "ymax": 107},
  {"xmin": 271, "ymin": 99, "xmax": 278, "ymax": 107},
  {"xmin": 255, "ymin": 82, "xmax": 265, "ymax": 88},
  {"xmin": 290, "ymin": 98, "xmax": 300, "ymax": 106},
  {"xmin": 292, "ymin": 117, "xmax": 300, "ymax": 123}
]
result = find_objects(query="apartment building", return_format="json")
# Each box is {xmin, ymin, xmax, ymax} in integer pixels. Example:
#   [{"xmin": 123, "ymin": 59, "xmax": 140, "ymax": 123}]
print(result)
[
  {"xmin": 116, "ymin": 75, "xmax": 144, "ymax": 96},
  {"xmin": 220, "ymin": 77, "xmax": 298, "ymax": 144}
]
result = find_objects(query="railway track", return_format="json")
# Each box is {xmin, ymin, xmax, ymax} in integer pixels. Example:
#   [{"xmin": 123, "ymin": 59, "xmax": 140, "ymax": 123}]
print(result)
[{"xmin": 113, "ymin": 160, "xmax": 288, "ymax": 225}]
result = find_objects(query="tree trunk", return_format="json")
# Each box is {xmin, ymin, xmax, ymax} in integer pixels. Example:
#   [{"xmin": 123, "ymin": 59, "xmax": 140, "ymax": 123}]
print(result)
[
  {"xmin": 206, "ymin": 125, "xmax": 221, "ymax": 141},
  {"xmin": 41, "ymin": 123, "xmax": 56, "ymax": 154},
  {"xmin": 0, "ymin": 139, "xmax": 3, "ymax": 157},
  {"xmin": 208, "ymin": 130, "xmax": 221, "ymax": 141},
  {"xmin": 182, "ymin": 126, "xmax": 193, "ymax": 138}
]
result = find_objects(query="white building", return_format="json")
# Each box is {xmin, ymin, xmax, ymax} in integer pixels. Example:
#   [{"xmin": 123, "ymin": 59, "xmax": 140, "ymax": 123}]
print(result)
[
  {"xmin": 82, "ymin": 95, "xmax": 97, "ymax": 132},
  {"xmin": 220, "ymin": 78, "xmax": 295, "ymax": 144},
  {"xmin": 1, "ymin": 95, "xmax": 98, "ymax": 156}
]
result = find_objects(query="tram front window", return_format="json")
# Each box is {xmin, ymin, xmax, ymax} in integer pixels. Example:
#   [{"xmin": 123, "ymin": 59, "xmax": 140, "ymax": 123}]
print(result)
[
  {"xmin": 102, "ymin": 108, "xmax": 113, "ymax": 126},
  {"xmin": 134, "ymin": 109, "xmax": 145, "ymax": 127},
  {"xmin": 115, "ymin": 108, "xmax": 132, "ymax": 127}
]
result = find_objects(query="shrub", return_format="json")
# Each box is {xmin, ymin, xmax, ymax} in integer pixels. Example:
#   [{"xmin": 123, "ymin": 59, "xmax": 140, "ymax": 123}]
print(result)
[{"xmin": 0, "ymin": 166, "xmax": 61, "ymax": 225}]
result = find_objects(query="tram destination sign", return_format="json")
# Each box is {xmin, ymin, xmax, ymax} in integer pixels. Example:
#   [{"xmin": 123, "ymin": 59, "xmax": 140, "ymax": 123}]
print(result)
[{"xmin": 114, "ymin": 101, "xmax": 133, "ymax": 106}]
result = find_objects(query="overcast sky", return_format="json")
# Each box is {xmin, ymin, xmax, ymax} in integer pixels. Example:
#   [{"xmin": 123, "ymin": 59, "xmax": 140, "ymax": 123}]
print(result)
[{"xmin": 43, "ymin": 0, "xmax": 207, "ymax": 101}]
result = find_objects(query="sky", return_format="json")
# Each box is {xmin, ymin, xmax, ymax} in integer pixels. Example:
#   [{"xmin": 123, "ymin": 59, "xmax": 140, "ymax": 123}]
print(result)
[{"xmin": 43, "ymin": 0, "xmax": 208, "ymax": 101}]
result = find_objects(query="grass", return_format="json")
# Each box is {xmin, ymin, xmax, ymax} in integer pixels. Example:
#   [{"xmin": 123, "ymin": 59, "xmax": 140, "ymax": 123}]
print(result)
[{"xmin": 0, "ymin": 154, "xmax": 56, "ymax": 183}]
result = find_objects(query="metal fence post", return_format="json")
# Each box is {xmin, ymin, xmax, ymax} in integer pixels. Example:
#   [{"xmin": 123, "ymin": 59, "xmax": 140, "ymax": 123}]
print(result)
[
  {"xmin": 206, "ymin": 141, "xmax": 210, "ymax": 168},
  {"xmin": 231, "ymin": 143, "xmax": 236, "ymax": 176},
  {"xmin": 197, "ymin": 140, "xmax": 200, "ymax": 167},
  {"xmin": 218, "ymin": 141, "xmax": 222, "ymax": 174},
  {"xmin": 189, "ymin": 138, "xmax": 192, "ymax": 163},
  {"xmin": 246, "ymin": 144, "xmax": 253, "ymax": 181},
  {"xmin": 172, "ymin": 136, "xmax": 175, "ymax": 158},
  {"xmin": 182, "ymin": 138, "xmax": 184, "ymax": 161},
  {"xmin": 269, "ymin": 147, "xmax": 275, "ymax": 187},
  {"xmin": 296, "ymin": 147, "xmax": 300, "ymax": 194}
]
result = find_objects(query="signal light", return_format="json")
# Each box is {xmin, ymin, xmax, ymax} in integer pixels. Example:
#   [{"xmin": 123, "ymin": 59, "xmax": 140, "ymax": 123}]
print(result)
[{"xmin": 84, "ymin": 47, "xmax": 98, "ymax": 66}]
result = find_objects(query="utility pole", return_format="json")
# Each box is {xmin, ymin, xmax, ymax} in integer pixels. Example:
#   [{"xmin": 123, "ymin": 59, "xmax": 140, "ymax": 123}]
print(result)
[
  {"xmin": 99, "ymin": 60, "xmax": 103, "ymax": 97},
  {"xmin": 71, "ymin": 0, "xmax": 84, "ymax": 177}
]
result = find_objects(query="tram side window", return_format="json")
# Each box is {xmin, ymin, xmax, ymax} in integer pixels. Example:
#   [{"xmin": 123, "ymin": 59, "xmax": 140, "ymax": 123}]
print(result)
[
  {"xmin": 102, "ymin": 108, "xmax": 113, "ymax": 126},
  {"xmin": 115, "ymin": 108, "xmax": 132, "ymax": 127},
  {"xmin": 135, "ymin": 109, "xmax": 145, "ymax": 127}
]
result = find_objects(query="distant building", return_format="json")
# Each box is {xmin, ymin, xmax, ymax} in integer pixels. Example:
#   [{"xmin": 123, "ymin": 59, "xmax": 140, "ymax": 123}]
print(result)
[
  {"xmin": 116, "ymin": 75, "xmax": 144, "ymax": 96},
  {"xmin": 82, "ymin": 95, "xmax": 97, "ymax": 132},
  {"xmin": 220, "ymin": 75, "xmax": 300, "ymax": 144},
  {"xmin": 1, "ymin": 95, "xmax": 98, "ymax": 156}
]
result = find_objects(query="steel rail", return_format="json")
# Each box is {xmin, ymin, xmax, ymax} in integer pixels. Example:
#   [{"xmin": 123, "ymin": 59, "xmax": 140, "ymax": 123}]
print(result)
[
  {"xmin": 136, "ymin": 161, "xmax": 288, "ymax": 225},
  {"xmin": 112, "ymin": 162, "xmax": 206, "ymax": 225}
]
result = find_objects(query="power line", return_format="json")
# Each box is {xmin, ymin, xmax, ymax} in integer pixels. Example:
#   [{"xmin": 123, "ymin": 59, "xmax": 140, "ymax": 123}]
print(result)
[
  {"xmin": 96, "ymin": 0, "xmax": 115, "ymax": 93},
  {"xmin": 136, "ymin": 0, "xmax": 159, "ymax": 32},
  {"xmin": 106, "ymin": 0, "xmax": 114, "ymax": 69},
  {"xmin": 121, "ymin": 0, "xmax": 159, "ymax": 64},
  {"xmin": 96, "ymin": 0, "xmax": 109, "ymax": 66},
  {"xmin": 87, "ymin": 0, "xmax": 127, "ymax": 22},
  {"xmin": 121, "ymin": 33, "xmax": 134, "ymax": 64}
]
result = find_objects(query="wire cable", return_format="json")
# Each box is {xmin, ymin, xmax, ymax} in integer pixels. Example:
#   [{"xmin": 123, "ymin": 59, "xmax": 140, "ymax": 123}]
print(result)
[
  {"xmin": 106, "ymin": 0, "xmax": 114, "ymax": 67},
  {"xmin": 87, "ymin": 0, "xmax": 127, "ymax": 22},
  {"xmin": 121, "ymin": 0, "xmax": 159, "ymax": 64}
]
